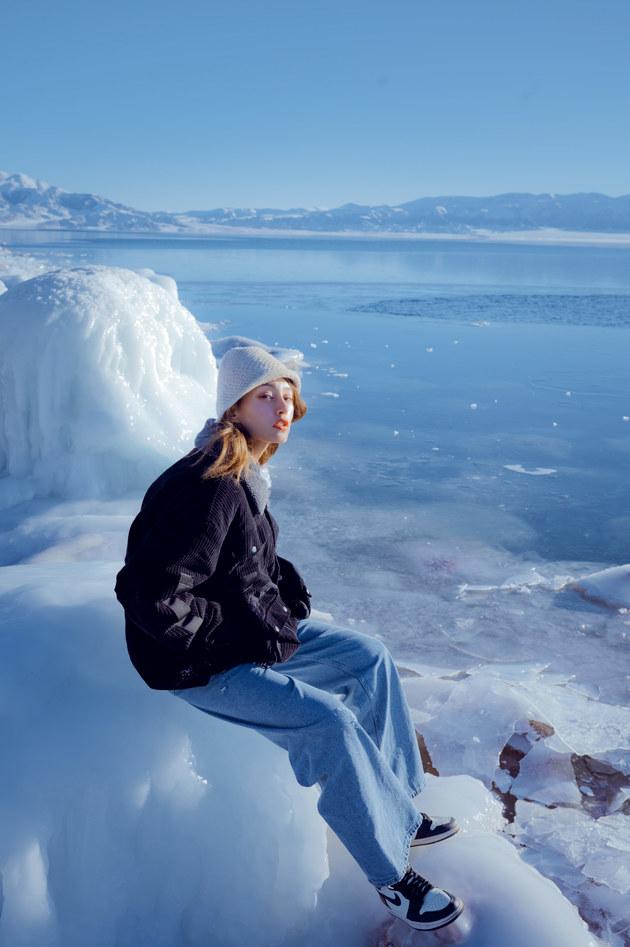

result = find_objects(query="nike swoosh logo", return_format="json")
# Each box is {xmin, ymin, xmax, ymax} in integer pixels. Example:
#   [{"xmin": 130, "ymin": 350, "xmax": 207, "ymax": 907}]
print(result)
[{"xmin": 379, "ymin": 892, "xmax": 402, "ymax": 907}]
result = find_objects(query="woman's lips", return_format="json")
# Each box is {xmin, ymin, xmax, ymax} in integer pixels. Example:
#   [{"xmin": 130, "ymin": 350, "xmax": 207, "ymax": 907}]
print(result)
[{"xmin": 273, "ymin": 420, "xmax": 289, "ymax": 430}]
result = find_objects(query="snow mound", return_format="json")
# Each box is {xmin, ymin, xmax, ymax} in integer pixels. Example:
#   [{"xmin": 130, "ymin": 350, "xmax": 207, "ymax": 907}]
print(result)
[
  {"xmin": 0, "ymin": 266, "xmax": 217, "ymax": 503},
  {"xmin": 373, "ymin": 777, "xmax": 597, "ymax": 947},
  {"xmin": 135, "ymin": 267, "xmax": 179, "ymax": 301},
  {"xmin": 572, "ymin": 564, "xmax": 630, "ymax": 609},
  {"xmin": 211, "ymin": 334, "xmax": 304, "ymax": 370},
  {"xmin": 0, "ymin": 559, "xmax": 328, "ymax": 947}
]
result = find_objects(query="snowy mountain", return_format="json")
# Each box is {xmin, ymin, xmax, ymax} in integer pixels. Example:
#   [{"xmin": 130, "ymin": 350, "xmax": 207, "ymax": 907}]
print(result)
[
  {"xmin": 2, "ymin": 169, "xmax": 630, "ymax": 235},
  {"xmin": 0, "ymin": 171, "xmax": 179, "ymax": 232},
  {"xmin": 185, "ymin": 192, "xmax": 630, "ymax": 234}
]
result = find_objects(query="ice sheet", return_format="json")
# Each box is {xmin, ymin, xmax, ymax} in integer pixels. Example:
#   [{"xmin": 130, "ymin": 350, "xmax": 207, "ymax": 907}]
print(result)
[{"xmin": 1, "ymin": 245, "xmax": 627, "ymax": 946}]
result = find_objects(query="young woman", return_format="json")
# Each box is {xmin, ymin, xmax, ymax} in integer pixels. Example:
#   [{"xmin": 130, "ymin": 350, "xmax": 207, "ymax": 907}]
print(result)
[{"xmin": 115, "ymin": 345, "xmax": 464, "ymax": 932}]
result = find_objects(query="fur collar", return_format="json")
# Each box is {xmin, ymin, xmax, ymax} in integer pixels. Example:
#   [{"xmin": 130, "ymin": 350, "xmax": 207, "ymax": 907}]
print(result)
[
  {"xmin": 195, "ymin": 417, "xmax": 271, "ymax": 513},
  {"xmin": 243, "ymin": 460, "xmax": 271, "ymax": 514}
]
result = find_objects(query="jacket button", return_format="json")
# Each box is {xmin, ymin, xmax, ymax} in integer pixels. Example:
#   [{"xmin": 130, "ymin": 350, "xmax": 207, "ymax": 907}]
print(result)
[
  {"xmin": 274, "ymin": 625, "xmax": 279, "ymax": 632},
  {"xmin": 251, "ymin": 546, "xmax": 257, "ymax": 553},
  {"xmin": 282, "ymin": 606, "xmax": 288, "ymax": 612}
]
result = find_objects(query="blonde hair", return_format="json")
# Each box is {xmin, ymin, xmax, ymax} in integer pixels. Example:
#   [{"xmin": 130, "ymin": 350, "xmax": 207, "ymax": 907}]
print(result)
[{"xmin": 201, "ymin": 378, "xmax": 306, "ymax": 481}]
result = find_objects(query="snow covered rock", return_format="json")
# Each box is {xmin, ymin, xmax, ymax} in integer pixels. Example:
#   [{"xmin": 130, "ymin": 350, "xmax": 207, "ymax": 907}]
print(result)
[
  {"xmin": 401, "ymin": 665, "xmax": 629, "ymax": 944},
  {"xmin": 0, "ymin": 559, "xmax": 328, "ymax": 947},
  {"xmin": 513, "ymin": 802, "xmax": 630, "ymax": 947},
  {"xmin": 135, "ymin": 267, "xmax": 179, "ymax": 301},
  {"xmin": 211, "ymin": 334, "xmax": 305, "ymax": 370},
  {"xmin": 0, "ymin": 265, "xmax": 217, "ymax": 503},
  {"xmin": 572, "ymin": 564, "xmax": 630, "ymax": 609}
]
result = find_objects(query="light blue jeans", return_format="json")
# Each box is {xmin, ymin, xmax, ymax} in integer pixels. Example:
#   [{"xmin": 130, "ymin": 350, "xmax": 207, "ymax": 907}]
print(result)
[{"xmin": 172, "ymin": 619, "xmax": 425, "ymax": 886}]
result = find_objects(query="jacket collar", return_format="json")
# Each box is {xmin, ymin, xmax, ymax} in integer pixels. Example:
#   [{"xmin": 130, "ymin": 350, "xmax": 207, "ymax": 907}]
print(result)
[
  {"xmin": 242, "ymin": 460, "xmax": 271, "ymax": 514},
  {"xmin": 194, "ymin": 417, "xmax": 271, "ymax": 514}
]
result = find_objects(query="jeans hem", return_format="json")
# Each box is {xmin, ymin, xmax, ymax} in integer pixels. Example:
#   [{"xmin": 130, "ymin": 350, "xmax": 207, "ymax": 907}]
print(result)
[
  {"xmin": 368, "ymin": 808, "xmax": 424, "ymax": 888},
  {"xmin": 407, "ymin": 777, "xmax": 426, "ymax": 799}
]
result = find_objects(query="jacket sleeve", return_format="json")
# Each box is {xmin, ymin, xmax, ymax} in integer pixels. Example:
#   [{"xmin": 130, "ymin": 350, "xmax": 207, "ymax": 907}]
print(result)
[
  {"xmin": 275, "ymin": 555, "xmax": 312, "ymax": 620},
  {"xmin": 115, "ymin": 479, "xmax": 238, "ymax": 654}
]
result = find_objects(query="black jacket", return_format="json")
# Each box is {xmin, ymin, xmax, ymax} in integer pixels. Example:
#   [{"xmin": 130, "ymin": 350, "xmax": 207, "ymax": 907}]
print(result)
[{"xmin": 115, "ymin": 449, "xmax": 311, "ymax": 690}]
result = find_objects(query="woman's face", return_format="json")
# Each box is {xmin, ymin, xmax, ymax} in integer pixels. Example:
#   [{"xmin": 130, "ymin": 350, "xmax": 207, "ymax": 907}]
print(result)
[{"xmin": 232, "ymin": 378, "xmax": 295, "ymax": 456}]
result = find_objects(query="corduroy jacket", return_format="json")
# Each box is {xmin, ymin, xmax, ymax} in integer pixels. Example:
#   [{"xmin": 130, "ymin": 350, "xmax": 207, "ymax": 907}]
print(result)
[{"xmin": 115, "ymin": 449, "xmax": 311, "ymax": 690}]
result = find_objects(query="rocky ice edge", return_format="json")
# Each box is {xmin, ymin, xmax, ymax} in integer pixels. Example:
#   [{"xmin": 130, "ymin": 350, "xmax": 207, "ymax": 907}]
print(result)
[
  {"xmin": 401, "ymin": 661, "xmax": 629, "ymax": 945},
  {"xmin": 0, "ymin": 264, "xmax": 217, "ymax": 503}
]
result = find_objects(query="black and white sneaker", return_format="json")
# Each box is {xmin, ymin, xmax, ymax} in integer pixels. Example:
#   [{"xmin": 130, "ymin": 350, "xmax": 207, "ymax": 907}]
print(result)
[
  {"xmin": 376, "ymin": 867, "xmax": 464, "ymax": 931},
  {"xmin": 411, "ymin": 812, "xmax": 460, "ymax": 847}
]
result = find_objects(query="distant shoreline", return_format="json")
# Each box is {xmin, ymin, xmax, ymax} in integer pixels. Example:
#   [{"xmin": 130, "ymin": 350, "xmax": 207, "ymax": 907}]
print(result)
[{"xmin": 3, "ymin": 224, "xmax": 630, "ymax": 249}]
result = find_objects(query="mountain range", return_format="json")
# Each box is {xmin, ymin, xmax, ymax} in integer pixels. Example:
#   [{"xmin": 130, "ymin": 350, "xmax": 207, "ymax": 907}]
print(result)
[{"xmin": 2, "ymin": 171, "xmax": 630, "ymax": 237}]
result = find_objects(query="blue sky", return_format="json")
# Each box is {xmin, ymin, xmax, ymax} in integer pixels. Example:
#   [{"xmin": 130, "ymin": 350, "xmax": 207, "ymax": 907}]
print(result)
[{"xmin": 3, "ymin": 0, "xmax": 629, "ymax": 210}]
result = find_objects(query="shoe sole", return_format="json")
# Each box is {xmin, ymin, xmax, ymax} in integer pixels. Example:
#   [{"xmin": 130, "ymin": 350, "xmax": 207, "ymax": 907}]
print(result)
[
  {"xmin": 410, "ymin": 824, "xmax": 460, "ymax": 847},
  {"xmin": 404, "ymin": 899, "xmax": 465, "ymax": 931}
]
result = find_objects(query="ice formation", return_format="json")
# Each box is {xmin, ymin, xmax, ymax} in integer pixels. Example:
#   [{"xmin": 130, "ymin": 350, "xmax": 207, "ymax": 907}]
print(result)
[
  {"xmin": 0, "ymin": 259, "xmax": 329, "ymax": 946},
  {"xmin": 0, "ymin": 561, "xmax": 328, "ymax": 947},
  {"xmin": 210, "ymin": 333, "xmax": 304, "ymax": 369},
  {"xmin": 503, "ymin": 464, "xmax": 557, "ymax": 476},
  {"xmin": 373, "ymin": 779, "xmax": 598, "ymax": 947},
  {"xmin": 0, "ymin": 265, "xmax": 217, "ymax": 502},
  {"xmin": 573, "ymin": 564, "xmax": 630, "ymax": 609},
  {"xmin": 402, "ymin": 663, "xmax": 629, "ymax": 945},
  {"xmin": 135, "ymin": 266, "xmax": 179, "ymax": 300}
]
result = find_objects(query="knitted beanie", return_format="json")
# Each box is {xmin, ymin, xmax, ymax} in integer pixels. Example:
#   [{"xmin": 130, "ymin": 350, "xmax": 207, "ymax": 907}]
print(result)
[{"xmin": 216, "ymin": 345, "xmax": 301, "ymax": 418}]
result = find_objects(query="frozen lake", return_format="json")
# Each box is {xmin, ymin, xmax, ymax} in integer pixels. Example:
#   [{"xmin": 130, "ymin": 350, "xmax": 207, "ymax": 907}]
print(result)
[
  {"xmin": 4, "ymin": 231, "xmax": 630, "ymax": 702},
  {"xmin": 1, "ymin": 232, "xmax": 629, "ymax": 945}
]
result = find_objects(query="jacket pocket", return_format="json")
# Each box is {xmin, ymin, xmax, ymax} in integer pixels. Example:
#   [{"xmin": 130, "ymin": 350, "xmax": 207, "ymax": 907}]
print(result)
[{"xmin": 227, "ymin": 541, "xmax": 268, "ymax": 590}]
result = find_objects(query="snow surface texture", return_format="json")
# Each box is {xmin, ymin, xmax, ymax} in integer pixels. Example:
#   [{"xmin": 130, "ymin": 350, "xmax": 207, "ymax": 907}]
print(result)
[
  {"xmin": 0, "ymin": 245, "xmax": 49, "ymax": 289},
  {"xmin": 0, "ymin": 265, "xmax": 217, "ymax": 503},
  {"xmin": 401, "ymin": 662, "xmax": 630, "ymax": 946},
  {"xmin": 210, "ymin": 333, "xmax": 304, "ymax": 371},
  {"xmin": 0, "ymin": 561, "xmax": 329, "ymax": 947},
  {"xmin": 0, "ymin": 249, "xmax": 620, "ymax": 946},
  {"xmin": 573, "ymin": 565, "xmax": 630, "ymax": 610}
]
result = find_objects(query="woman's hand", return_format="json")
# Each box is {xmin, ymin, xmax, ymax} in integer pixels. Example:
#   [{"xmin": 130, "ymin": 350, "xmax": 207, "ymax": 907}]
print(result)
[{"xmin": 275, "ymin": 556, "xmax": 312, "ymax": 619}]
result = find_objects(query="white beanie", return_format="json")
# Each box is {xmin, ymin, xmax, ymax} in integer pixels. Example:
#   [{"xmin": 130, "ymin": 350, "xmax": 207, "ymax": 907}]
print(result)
[{"xmin": 217, "ymin": 345, "xmax": 301, "ymax": 418}]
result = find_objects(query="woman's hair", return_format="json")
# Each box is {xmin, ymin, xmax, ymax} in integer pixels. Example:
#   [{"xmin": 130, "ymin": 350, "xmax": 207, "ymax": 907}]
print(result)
[{"xmin": 201, "ymin": 378, "xmax": 307, "ymax": 480}]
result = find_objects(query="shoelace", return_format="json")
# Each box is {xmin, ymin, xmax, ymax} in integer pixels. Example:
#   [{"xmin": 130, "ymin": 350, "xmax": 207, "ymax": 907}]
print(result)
[{"xmin": 394, "ymin": 869, "xmax": 432, "ymax": 905}]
